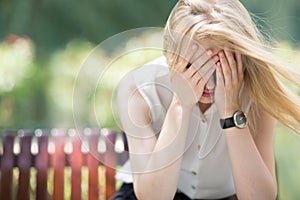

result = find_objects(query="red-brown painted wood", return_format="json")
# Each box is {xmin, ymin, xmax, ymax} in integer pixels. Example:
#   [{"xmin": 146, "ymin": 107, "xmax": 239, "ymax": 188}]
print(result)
[
  {"xmin": 35, "ymin": 130, "xmax": 49, "ymax": 200},
  {"xmin": 17, "ymin": 130, "xmax": 33, "ymax": 200},
  {"xmin": 0, "ymin": 129, "xmax": 129, "ymax": 200},
  {"xmin": 70, "ymin": 131, "xmax": 83, "ymax": 200},
  {"xmin": 87, "ymin": 130, "xmax": 100, "ymax": 200},
  {"xmin": 0, "ymin": 131, "xmax": 15, "ymax": 200},
  {"xmin": 104, "ymin": 131, "xmax": 117, "ymax": 200},
  {"xmin": 51, "ymin": 129, "xmax": 66, "ymax": 200}
]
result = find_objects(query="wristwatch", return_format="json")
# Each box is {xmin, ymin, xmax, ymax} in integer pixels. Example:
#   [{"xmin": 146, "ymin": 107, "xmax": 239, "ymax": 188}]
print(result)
[{"xmin": 220, "ymin": 110, "xmax": 248, "ymax": 129}]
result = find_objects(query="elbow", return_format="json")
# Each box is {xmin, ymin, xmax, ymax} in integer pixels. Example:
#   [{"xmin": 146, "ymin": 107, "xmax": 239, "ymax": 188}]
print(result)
[
  {"xmin": 264, "ymin": 177, "xmax": 278, "ymax": 200},
  {"xmin": 133, "ymin": 184, "xmax": 165, "ymax": 200},
  {"xmin": 135, "ymin": 190, "xmax": 175, "ymax": 200},
  {"xmin": 236, "ymin": 178, "xmax": 277, "ymax": 200},
  {"xmin": 133, "ymin": 177, "xmax": 176, "ymax": 200},
  {"xmin": 133, "ymin": 177, "xmax": 147, "ymax": 200},
  {"xmin": 261, "ymin": 187, "xmax": 278, "ymax": 200},
  {"xmin": 263, "ymin": 189, "xmax": 277, "ymax": 200},
  {"xmin": 133, "ymin": 178, "xmax": 154, "ymax": 200},
  {"xmin": 271, "ymin": 181, "xmax": 278, "ymax": 200},
  {"xmin": 236, "ymin": 190, "xmax": 277, "ymax": 200},
  {"xmin": 134, "ymin": 183, "xmax": 155, "ymax": 200}
]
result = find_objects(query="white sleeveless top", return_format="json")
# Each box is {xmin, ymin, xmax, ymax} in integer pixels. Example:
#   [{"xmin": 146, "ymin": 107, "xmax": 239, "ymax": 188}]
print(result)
[{"xmin": 116, "ymin": 56, "xmax": 236, "ymax": 199}]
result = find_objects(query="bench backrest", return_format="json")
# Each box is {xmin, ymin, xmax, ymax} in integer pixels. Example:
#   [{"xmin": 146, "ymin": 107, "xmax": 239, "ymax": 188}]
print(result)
[{"xmin": 0, "ymin": 128, "xmax": 129, "ymax": 200}]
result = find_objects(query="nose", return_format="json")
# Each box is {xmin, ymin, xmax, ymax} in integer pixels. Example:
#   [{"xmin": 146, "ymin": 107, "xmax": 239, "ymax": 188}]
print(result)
[{"xmin": 205, "ymin": 73, "xmax": 216, "ymax": 90}]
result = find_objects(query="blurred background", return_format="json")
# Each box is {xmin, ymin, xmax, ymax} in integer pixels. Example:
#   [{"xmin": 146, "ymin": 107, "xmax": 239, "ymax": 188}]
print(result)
[{"xmin": 0, "ymin": 0, "xmax": 300, "ymax": 199}]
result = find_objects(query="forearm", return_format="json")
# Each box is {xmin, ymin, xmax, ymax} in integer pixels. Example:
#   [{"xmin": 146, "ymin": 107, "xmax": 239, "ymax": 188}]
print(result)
[
  {"xmin": 224, "ymin": 128, "xmax": 277, "ymax": 200},
  {"xmin": 134, "ymin": 97, "xmax": 193, "ymax": 200}
]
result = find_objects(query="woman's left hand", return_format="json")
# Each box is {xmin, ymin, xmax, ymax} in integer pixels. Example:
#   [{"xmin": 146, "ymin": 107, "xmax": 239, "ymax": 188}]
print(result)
[{"xmin": 214, "ymin": 47, "xmax": 245, "ymax": 118}]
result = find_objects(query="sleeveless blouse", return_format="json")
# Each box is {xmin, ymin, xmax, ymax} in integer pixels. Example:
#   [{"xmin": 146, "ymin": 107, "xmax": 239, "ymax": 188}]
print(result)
[{"xmin": 115, "ymin": 56, "xmax": 236, "ymax": 199}]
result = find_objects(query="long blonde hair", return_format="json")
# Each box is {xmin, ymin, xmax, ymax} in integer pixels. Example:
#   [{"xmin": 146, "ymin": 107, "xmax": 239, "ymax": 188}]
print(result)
[{"xmin": 163, "ymin": 0, "xmax": 300, "ymax": 136}]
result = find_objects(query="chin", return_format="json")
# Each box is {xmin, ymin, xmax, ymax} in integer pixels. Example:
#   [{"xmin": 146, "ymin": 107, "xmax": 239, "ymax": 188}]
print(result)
[{"xmin": 199, "ymin": 96, "xmax": 214, "ymax": 104}]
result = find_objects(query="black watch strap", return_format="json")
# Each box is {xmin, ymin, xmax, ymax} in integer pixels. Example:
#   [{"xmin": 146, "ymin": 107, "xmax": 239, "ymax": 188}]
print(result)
[{"xmin": 220, "ymin": 117, "xmax": 235, "ymax": 129}]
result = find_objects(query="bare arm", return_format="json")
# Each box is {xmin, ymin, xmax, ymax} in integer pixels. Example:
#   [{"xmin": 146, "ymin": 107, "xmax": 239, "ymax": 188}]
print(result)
[
  {"xmin": 224, "ymin": 111, "xmax": 277, "ymax": 200},
  {"xmin": 117, "ymin": 79, "xmax": 194, "ymax": 199},
  {"xmin": 215, "ymin": 48, "xmax": 277, "ymax": 199}
]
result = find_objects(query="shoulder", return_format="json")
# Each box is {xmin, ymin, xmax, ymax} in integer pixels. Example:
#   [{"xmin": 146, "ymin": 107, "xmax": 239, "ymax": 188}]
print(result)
[
  {"xmin": 116, "ymin": 71, "xmax": 136, "ymax": 100},
  {"xmin": 115, "ymin": 56, "xmax": 172, "ymax": 129},
  {"xmin": 116, "ymin": 57, "xmax": 167, "ymax": 129},
  {"xmin": 116, "ymin": 71, "xmax": 151, "ymax": 125},
  {"xmin": 130, "ymin": 56, "xmax": 169, "ymax": 83},
  {"xmin": 116, "ymin": 55, "xmax": 168, "ymax": 100}
]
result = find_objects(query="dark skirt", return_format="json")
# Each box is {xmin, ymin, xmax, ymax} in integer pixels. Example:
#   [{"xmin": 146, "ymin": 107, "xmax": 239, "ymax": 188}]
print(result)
[{"xmin": 110, "ymin": 183, "xmax": 238, "ymax": 200}]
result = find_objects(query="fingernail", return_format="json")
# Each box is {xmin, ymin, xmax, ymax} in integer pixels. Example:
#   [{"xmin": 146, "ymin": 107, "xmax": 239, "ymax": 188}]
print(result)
[
  {"xmin": 192, "ymin": 44, "xmax": 197, "ymax": 50},
  {"xmin": 207, "ymin": 50, "xmax": 213, "ymax": 55},
  {"xmin": 213, "ymin": 55, "xmax": 219, "ymax": 61}
]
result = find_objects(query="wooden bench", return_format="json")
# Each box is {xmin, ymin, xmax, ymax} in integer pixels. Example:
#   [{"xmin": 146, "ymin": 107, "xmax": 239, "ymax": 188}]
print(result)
[{"xmin": 0, "ymin": 128, "xmax": 129, "ymax": 200}]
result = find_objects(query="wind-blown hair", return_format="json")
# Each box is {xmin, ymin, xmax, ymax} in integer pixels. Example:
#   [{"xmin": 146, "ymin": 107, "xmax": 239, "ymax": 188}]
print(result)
[{"xmin": 163, "ymin": 0, "xmax": 300, "ymax": 135}]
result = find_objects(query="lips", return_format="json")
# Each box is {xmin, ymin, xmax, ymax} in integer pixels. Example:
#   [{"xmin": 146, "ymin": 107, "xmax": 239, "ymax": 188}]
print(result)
[{"xmin": 202, "ymin": 90, "xmax": 214, "ymax": 97}]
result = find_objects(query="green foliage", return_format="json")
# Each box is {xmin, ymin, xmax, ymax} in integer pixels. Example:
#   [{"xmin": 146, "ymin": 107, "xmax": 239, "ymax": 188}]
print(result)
[{"xmin": 0, "ymin": 0, "xmax": 176, "ymax": 58}]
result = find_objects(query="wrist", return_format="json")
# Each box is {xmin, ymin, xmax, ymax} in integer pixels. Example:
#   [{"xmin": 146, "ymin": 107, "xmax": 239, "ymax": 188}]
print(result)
[
  {"xmin": 221, "ymin": 110, "xmax": 236, "ymax": 118},
  {"xmin": 220, "ymin": 106, "xmax": 241, "ymax": 119}
]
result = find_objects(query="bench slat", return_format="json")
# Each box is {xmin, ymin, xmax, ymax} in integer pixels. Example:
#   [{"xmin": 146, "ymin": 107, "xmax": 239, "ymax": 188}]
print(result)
[
  {"xmin": 51, "ymin": 130, "xmax": 66, "ymax": 200},
  {"xmin": 35, "ymin": 131, "xmax": 49, "ymax": 200},
  {"xmin": 0, "ymin": 132, "xmax": 15, "ymax": 200},
  {"xmin": 70, "ymin": 133, "xmax": 83, "ymax": 200},
  {"xmin": 105, "ymin": 131, "xmax": 117, "ymax": 200},
  {"xmin": 17, "ymin": 131, "xmax": 33, "ymax": 200},
  {"xmin": 87, "ymin": 131, "xmax": 100, "ymax": 200}
]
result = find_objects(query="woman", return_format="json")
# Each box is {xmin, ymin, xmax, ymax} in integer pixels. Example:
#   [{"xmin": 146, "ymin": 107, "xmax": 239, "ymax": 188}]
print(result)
[{"xmin": 112, "ymin": 0, "xmax": 300, "ymax": 199}]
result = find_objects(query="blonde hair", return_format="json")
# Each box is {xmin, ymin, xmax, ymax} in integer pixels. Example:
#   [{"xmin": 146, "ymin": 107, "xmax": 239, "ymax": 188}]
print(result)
[{"xmin": 163, "ymin": 0, "xmax": 300, "ymax": 136}]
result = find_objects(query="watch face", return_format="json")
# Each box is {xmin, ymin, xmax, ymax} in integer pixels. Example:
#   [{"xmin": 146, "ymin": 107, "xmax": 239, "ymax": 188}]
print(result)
[{"xmin": 233, "ymin": 111, "xmax": 248, "ymax": 129}]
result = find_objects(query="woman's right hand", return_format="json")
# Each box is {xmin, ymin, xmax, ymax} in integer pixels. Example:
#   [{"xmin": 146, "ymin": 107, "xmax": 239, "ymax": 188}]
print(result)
[{"xmin": 170, "ymin": 43, "xmax": 219, "ymax": 108}]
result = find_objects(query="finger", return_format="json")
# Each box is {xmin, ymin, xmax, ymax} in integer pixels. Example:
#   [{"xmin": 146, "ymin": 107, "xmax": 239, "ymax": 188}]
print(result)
[
  {"xmin": 216, "ymin": 62, "xmax": 224, "ymax": 87},
  {"xmin": 185, "ymin": 65, "xmax": 198, "ymax": 78},
  {"xmin": 196, "ymin": 78, "xmax": 205, "ymax": 97},
  {"xmin": 175, "ymin": 57, "xmax": 189, "ymax": 73},
  {"xmin": 187, "ymin": 54, "xmax": 218, "ymax": 78},
  {"xmin": 219, "ymin": 50, "xmax": 232, "ymax": 86},
  {"xmin": 197, "ymin": 54, "xmax": 218, "ymax": 75},
  {"xmin": 236, "ymin": 52, "xmax": 244, "ymax": 81},
  {"xmin": 190, "ymin": 45, "xmax": 210, "ymax": 63},
  {"xmin": 196, "ymin": 77, "xmax": 205, "ymax": 90},
  {"xmin": 201, "ymin": 64, "xmax": 216, "ymax": 84},
  {"xmin": 191, "ymin": 71, "xmax": 201, "ymax": 86},
  {"xmin": 213, "ymin": 54, "xmax": 220, "ymax": 64},
  {"xmin": 191, "ymin": 50, "xmax": 213, "ymax": 70},
  {"xmin": 224, "ymin": 47, "xmax": 238, "ymax": 83},
  {"xmin": 182, "ymin": 42, "xmax": 198, "ymax": 65},
  {"xmin": 175, "ymin": 42, "xmax": 199, "ymax": 73}
]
